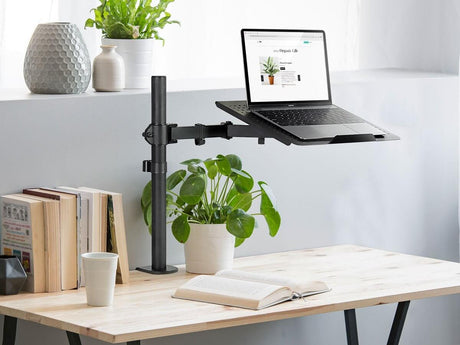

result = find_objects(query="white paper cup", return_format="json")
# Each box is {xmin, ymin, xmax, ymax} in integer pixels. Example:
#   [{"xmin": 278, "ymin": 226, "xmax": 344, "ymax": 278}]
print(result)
[{"xmin": 82, "ymin": 252, "xmax": 118, "ymax": 307}]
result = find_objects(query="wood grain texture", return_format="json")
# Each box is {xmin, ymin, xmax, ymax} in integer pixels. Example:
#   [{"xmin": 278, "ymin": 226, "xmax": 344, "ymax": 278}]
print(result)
[{"xmin": 0, "ymin": 245, "xmax": 458, "ymax": 343}]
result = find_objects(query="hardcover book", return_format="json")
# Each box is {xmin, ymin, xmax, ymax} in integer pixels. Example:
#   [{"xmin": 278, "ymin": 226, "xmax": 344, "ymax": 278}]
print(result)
[
  {"xmin": 23, "ymin": 188, "xmax": 77, "ymax": 290},
  {"xmin": 1, "ymin": 194, "xmax": 46, "ymax": 293}
]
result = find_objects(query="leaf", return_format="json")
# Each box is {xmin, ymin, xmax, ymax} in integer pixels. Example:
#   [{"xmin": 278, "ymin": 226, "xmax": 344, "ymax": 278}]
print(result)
[
  {"xmin": 226, "ymin": 209, "xmax": 255, "ymax": 238},
  {"xmin": 172, "ymin": 215, "xmax": 190, "ymax": 243},
  {"xmin": 228, "ymin": 193, "xmax": 252, "ymax": 212},
  {"xmin": 234, "ymin": 237, "xmax": 245, "ymax": 248},
  {"xmin": 233, "ymin": 169, "xmax": 254, "ymax": 193},
  {"xmin": 180, "ymin": 158, "xmax": 202, "ymax": 165},
  {"xmin": 258, "ymin": 181, "xmax": 277, "ymax": 212},
  {"xmin": 187, "ymin": 164, "xmax": 206, "ymax": 175},
  {"xmin": 143, "ymin": 202, "xmax": 152, "ymax": 234},
  {"xmin": 225, "ymin": 154, "xmax": 242, "ymax": 170},
  {"xmin": 262, "ymin": 207, "xmax": 281, "ymax": 237},
  {"xmin": 141, "ymin": 180, "xmax": 151, "ymax": 210},
  {"xmin": 225, "ymin": 186, "xmax": 238, "ymax": 204},
  {"xmin": 204, "ymin": 159, "xmax": 218, "ymax": 179},
  {"xmin": 179, "ymin": 175, "xmax": 205, "ymax": 205},
  {"xmin": 216, "ymin": 154, "xmax": 232, "ymax": 176},
  {"xmin": 166, "ymin": 169, "xmax": 186, "ymax": 190}
]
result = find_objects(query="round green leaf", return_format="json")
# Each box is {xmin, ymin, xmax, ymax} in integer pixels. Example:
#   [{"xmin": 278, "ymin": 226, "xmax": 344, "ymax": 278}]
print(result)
[
  {"xmin": 172, "ymin": 215, "xmax": 190, "ymax": 243},
  {"xmin": 216, "ymin": 154, "xmax": 232, "ymax": 176},
  {"xmin": 262, "ymin": 207, "xmax": 281, "ymax": 237},
  {"xmin": 226, "ymin": 209, "xmax": 255, "ymax": 238},
  {"xmin": 180, "ymin": 158, "xmax": 202, "ymax": 165},
  {"xmin": 188, "ymin": 164, "xmax": 206, "ymax": 175},
  {"xmin": 225, "ymin": 154, "xmax": 242, "ymax": 170},
  {"xmin": 234, "ymin": 237, "xmax": 245, "ymax": 248},
  {"xmin": 233, "ymin": 169, "xmax": 254, "ymax": 193},
  {"xmin": 179, "ymin": 175, "xmax": 205, "ymax": 205},
  {"xmin": 141, "ymin": 180, "xmax": 151, "ymax": 210},
  {"xmin": 229, "ymin": 193, "xmax": 252, "ymax": 212},
  {"xmin": 258, "ymin": 181, "xmax": 277, "ymax": 212},
  {"xmin": 166, "ymin": 170, "xmax": 186, "ymax": 190},
  {"xmin": 204, "ymin": 159, "xmax": 218, "ymax": 179}
]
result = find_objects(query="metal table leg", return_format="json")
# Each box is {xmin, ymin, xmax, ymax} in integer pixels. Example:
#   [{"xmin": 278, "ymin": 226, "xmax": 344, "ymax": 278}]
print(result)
[
  {"xmin": 2, "ymin": 316, "xmax": 17, "ymax": 345},
  {"xmin": 344, "ymin": 309, "xmax": 359, "ymax": 345},
  {"xmin": 66, "ymin": 331, "xmax": 82, "ymax": 345},
  {"xmin": 387, "ymin": 301, "xmax": 410, "ymax": 345}
]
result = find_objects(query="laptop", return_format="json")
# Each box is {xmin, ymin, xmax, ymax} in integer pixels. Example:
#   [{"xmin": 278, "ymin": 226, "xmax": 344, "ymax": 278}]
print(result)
[{"xmin": 241, "ymin": 29, "xmax": 385, "ymax": 140}]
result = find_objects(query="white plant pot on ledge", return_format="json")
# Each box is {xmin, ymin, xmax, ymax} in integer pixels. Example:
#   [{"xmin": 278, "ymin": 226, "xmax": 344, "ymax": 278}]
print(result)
[
  {"xmin": 101, "ymin": 38, "xmax": 154, "ymax": 89},
  {"xmin": 184, "ymin": 223, "xmax": 235, "ymax": 274}
]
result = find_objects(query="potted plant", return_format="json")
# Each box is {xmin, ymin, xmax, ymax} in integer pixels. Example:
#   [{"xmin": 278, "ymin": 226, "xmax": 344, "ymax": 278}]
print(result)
[
  {"xmin": 85, "ymin": 0, "xmax": 179, "ymax": 88},
  {"xmin": 262, "ymin": 57, "xmax": 280, "ymax": 85},
  {"xmin": 141, "ymin": 154, "xmax": 281, "ymax": 274}
]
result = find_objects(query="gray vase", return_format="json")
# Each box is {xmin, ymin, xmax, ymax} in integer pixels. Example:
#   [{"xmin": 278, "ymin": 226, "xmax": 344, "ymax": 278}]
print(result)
[
  {"xmin": 24, "ymin": 22, "xmax": 91, "ymax": 94},
  {"xmin": 0, "ymin": 256, "xmax": 27, "ymax": 295}
]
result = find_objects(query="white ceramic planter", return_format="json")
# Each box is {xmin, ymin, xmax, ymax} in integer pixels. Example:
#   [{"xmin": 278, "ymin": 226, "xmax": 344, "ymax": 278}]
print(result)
[
  {"xmin": 101, "ymin": 38, "xmax": 154, "ymax": 89},
  {"xmin": 184, "ymin": 223, "xmax": 235, "ymax": 274},
  {"xmin": 92, "ymin": 45, "xmax": 125, "ymax": 92}
]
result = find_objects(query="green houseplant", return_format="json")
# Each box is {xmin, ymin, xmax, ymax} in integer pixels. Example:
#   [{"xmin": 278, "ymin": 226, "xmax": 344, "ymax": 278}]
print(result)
[
  {"xmin": 84, "ymin": 0, "xmax": 179, "ymax": 41},
  {"xmin": 262, "ymin": 56, "xmax": 280, "ymax": 85},
  {"xmin": 141, "ymin": 154, "xmax": 281, "ymax": 273},
  {"xmin": 84, "ymin": 0, "xmax": 180, "ymax": 88}
]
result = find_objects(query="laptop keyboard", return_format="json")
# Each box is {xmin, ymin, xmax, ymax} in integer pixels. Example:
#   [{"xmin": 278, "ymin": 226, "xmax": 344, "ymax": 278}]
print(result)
[{"xmin": 257, "ymin": 107, "xmax": 363, "ymax": 126}]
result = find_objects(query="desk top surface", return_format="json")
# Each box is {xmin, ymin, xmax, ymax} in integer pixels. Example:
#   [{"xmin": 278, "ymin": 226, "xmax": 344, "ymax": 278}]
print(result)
[{"xmin": 0, "ymin": 245, "xmax": 459, "ymax": 343}]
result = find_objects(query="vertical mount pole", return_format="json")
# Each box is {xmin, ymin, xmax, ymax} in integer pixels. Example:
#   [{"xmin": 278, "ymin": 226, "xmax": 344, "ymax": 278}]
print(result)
[{"xmin": 137, "ymin": 76, "xmax": 178, "ymax": 274}]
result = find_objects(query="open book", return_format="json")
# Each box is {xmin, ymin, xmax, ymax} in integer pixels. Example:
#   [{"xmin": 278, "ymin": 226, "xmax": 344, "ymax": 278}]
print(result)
[{"xmin": 173, "ymin": 270, "xmax": 330, "ymax": 310}]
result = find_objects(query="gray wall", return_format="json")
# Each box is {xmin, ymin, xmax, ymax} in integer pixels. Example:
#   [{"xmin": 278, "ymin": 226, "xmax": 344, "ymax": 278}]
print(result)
[{"xmin": 0, "ymin": 71, "xmax": 459, "ymax": 344}]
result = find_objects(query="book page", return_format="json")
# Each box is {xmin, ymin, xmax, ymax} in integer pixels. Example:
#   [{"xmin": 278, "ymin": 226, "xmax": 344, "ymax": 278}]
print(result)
[
  {"xmin": 173, "ymin": 275, "xmax": 290, "ymax": 309},
  {"xmin": 216, "ymin": 269, "xmax": 328, "ymax": 296}
]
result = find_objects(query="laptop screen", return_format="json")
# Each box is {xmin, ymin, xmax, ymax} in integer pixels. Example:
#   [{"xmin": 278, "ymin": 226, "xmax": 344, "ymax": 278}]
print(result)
[{"xmin": 242, "ymin": 30, "xmax": 331, "ymax": 105}]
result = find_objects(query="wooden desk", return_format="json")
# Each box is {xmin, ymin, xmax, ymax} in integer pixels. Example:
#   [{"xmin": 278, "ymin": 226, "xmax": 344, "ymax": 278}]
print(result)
[{"xmin": 0, "ymin": 245, "xmax": 459, "ymax": 345}]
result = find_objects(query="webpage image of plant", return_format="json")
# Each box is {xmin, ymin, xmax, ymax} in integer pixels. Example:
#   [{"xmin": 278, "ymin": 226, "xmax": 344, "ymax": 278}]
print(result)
[{"xmin": 260, "ymin": 56, "xmax": 280, "ymax": 85}]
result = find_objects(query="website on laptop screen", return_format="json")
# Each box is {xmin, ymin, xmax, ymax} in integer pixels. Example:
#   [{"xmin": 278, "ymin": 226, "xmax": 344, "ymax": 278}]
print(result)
[{"xmin": 243, "ymin": 31, "xmax": 329, "ymax": 103}]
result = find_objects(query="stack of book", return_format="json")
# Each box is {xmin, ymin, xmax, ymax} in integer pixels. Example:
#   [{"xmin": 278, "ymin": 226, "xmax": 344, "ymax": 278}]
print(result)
[{"xmin": 0, "ymin": 187, "xmax": 129, "ymax": 293}]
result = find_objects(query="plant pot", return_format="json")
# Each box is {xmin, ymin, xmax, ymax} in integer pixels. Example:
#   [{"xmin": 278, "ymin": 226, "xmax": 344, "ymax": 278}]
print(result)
[
  {"xmin": 101, "ymin": 38, "xmax": 154, "ymax": 89},
  {"xmin": 268, "ymin": 76, "xmax": 274, "ymax": 85},
  {"xmin": 0, "ymin": 256, "xmax": 27, "ymax": 295},
  {"xmin": 184, "ymin": 223, "xmax": 235, "ymax": 274},
  {"xmin": 24, "ymin": 22, "xmax": 91, "ymax": 94}
]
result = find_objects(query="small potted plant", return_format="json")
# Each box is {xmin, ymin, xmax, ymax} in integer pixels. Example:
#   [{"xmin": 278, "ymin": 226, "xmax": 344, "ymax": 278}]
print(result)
[
  {"xmin": 85, "ymin": 0, "xmax": 179, "ymax": 88},
  {"xmin": 141, "ymin": 154, "xmax": 281, "ymax": 274},
  {"xmin": 262, "ymin": 57, "xmax": 280, "ymax": 85}
]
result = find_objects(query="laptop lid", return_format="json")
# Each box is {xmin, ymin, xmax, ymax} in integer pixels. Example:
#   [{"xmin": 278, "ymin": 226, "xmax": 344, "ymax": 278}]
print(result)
[{"xmin": 241, "ymin": 29, "xmax": 332, "ymax": 108}]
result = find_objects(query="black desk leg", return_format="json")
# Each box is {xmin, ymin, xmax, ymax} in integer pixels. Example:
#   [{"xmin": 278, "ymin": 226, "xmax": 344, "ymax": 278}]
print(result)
[
  {"xmin": 127, "ymin": 341, "xmax": 140, "ymax": 345},
  {"xmin": 66, "ymin": 331, "xmax": 82, "ymax": 345},
  {"xmin": 387, "ymin": 301, "xmax": 410, "ymax": 345},
  {"xmin": 344, "ymin": 309, "xmax": 359, "ymax": 345},
  {"xmin": 2, "ymin": 316, "xmax": 17, "ymax": 345}
]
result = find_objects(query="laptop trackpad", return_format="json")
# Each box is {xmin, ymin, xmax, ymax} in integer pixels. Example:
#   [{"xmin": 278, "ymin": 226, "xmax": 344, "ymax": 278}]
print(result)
[{"xmin": 286, "ymin": 124, "xmax": 385, "ymax": 140}]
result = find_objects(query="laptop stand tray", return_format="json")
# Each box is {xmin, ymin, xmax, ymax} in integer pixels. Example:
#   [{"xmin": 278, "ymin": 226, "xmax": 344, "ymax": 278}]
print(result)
[{"xmin": 216, "ymin": 100, "xmax": 399, "ymax": 146}]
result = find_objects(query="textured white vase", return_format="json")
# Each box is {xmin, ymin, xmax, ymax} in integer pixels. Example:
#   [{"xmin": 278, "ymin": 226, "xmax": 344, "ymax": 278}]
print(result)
[
  {"xmin": 23, "ymin": 22, "xmax": 91, "ymax": 94},
  {"xmin": 92, "ymin": 45, "xmax": 125, "ymax": 92},
  {"xmin": 184, "ymin": 224, "xmax": 235, "ymax": 274},
  {"xmin": 101, "ymin": 38, "xmax": 154, "ymax": 89}
]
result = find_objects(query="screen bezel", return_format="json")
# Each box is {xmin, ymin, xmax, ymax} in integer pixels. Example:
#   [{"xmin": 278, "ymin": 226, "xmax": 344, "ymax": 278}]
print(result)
[{"xmin": 241, "ymin": 28, "xmax": 332, "ymax": 107}]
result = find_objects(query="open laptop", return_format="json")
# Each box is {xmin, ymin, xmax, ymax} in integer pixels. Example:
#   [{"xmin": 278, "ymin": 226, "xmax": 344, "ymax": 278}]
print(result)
[{"xmin": 241, "ymin": 29, "xmax": 385, "ymax": 140}]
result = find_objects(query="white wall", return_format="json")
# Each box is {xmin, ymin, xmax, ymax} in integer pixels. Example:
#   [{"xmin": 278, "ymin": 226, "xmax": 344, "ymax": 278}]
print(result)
[
  {"xmin": 5, "ymin": 0, "xmax": 460, "ymax": 88},
  {"xmin": 0, "ymin": 70, "xmax": 458, "ymax": 344}
]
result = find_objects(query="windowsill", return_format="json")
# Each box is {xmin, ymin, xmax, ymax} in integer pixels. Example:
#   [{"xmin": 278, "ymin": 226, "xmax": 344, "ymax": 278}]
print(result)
[{"xmin": 0, "ymin": 68, "xmax": 456, "ymax": 103}]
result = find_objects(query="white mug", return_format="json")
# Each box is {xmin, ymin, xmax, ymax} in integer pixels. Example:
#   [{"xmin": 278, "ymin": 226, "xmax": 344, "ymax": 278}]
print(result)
[{"xmin": 82, "ymin": 252, "xmax": 118, "ymax": 307}]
